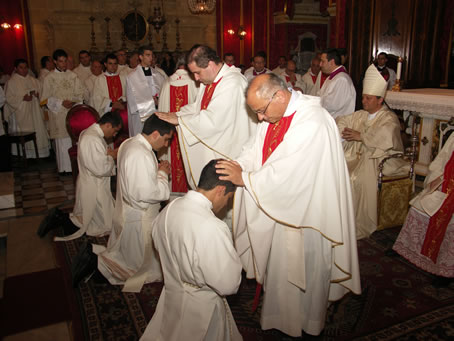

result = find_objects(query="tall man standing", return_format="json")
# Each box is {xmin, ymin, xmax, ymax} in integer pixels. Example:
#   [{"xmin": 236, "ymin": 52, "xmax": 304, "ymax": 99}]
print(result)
[
  {"xmin": 318, "ymin": 48, "xmax": 356, "ymax": 119},
  {"xmin": 376, "ymin": 52, "xmax": 397, "ymax": 90},
  {"xmin": 4, "ymin": 59, "xmax": 50, "ymax": 158},
  {"xmin": 41, "ymin": 49, "xmax": 85, "ymax": 173},
  {"xmin": 73, "ymin": 50, "xmax": 92, "ymax": 83},
  {"xmin": 217, "ymin": 74, "xmax": 361, "ymax": 337},
  {"xmin": 83, "ymin": 60, "xmax": 103, "ymax": 104},
  {"xmin": 157, "ymin": 44, "xmax": 255, "ymax": 189},
  {"xmin": 141, "ymin": 160, "xmax": 243, "ymax": 340},
  {"xmin": 91, "ymin": 54, "xmax": 127, "ymax": 116},
  {"xmin": 158, "ymin": 55, "xmax": 199, "ymax": 193},
  {"xmin": 127, "ymin": 46, "xmax": 160, "ymax": 136}
]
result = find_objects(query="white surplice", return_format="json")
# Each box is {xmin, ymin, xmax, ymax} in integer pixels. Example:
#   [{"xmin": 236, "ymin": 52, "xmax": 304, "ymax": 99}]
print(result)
[
  {"xmin": 337, "ymin": 107, "xmax": 408, "ymax": 239},
  {"xmin": 141, "ymin": 190, "xmax": 243, "ymax": 341},
  {"xmin": 54, "ymin": 123, "xmax": 115, "ymax": 241},
  {"xmin": 95, "ymin": 134, "xmax": 169, "ymax": 291},
  {"xmin": 38, "ymin": 68, "xmax": 50, "ymax": 84},
  {"xmin": 271, "ymin": 66, "xmax": 286, "ymax": 76},
  {"xmin": 41, "ymin": 69, "xmax": 85, "ymax": 172},
  {"xmin": 233, "ymin": 91, "xmax": 361, "ymax": 337},
  {"xmin": 126, "ymin": 67, "xmax": 158, "ymax": 136},
  {"xmin": 83, "ymin": 73, "xmax": 98, "ymax": 104},
  {"xmin": 318, "ymin": 66, "xmax": 356, "ymax": 119},
  {"xmin": 91, "ymin": 72, "xmax": 127, "ymax": 115},
  {"xmin": 279, "ymin": 72, "xmax": 305, "ymax": 91},
  {"xmin": 4, "ymin": 73, "xmax": 50, "ymax": 158},
  {"xmin": 301, "ymin": 71, "xmax": 317, "ymax": 95},
  {"xmin": 244, "ymin": 68, "xmax": 272, "ymax": 82},
  {"xmin": 73, "ymin": 64, "xmax": 92, "ymax": 83},
  {"xmin": 177, "ymin": 63, "xmax": 256, "ymax": 189}
]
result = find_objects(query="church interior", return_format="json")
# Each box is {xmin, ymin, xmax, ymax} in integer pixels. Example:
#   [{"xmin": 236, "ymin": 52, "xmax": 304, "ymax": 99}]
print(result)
[{"xmin": 1, "ymin": 0, "xmax": 454, "ymax": 340}]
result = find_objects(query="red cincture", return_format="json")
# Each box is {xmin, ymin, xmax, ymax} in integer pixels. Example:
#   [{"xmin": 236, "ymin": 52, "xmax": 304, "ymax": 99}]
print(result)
[{"xmin": 200, "ymin": 77, "xmax": 222, "ymax": 110}]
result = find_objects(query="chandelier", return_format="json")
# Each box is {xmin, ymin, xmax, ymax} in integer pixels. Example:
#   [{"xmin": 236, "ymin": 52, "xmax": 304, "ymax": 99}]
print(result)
[{"xmin": 188, "ymin": 0, "xmax": 216, "ymax": 14}]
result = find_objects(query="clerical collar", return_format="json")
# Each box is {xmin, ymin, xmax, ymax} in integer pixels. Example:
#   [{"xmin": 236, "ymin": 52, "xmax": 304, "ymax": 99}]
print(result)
[
  {"xmin": 283, "ymin": 90, "xmax": 299, "ymax": 117},
  {"xmin": 55, "ymin": 67, "xmax": 66, "ymax": 73},
  {"xmin": 368, "ymin": 111, "xmax": 378, "ymax": 120},
  {"xmin": 142, "ymin": 66, "xmax": 152, "ymax": 76},
  {"xmin": 377, "ymin": 65, "xmax": 385, "ymax": 71},
  {"xmin": 253, "ymin": 69, "xmax": 267, "ymax": 76},
  {"xmin": 105, "ymin": 71, "xmax": 118, "ymax": 76}
]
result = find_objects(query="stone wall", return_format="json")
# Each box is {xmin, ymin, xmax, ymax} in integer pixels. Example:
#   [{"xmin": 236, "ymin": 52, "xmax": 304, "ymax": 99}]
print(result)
[{"xmin": 27, "ymin": 0, "xmax": 216, "ymax": 68}]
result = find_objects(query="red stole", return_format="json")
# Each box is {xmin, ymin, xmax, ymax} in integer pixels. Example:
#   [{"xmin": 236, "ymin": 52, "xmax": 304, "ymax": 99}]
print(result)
[
  {"xmin": 320, "ymin": 73, "xmax": 328, "ymax": 88},
  {"xmin": 285, "ymin": 75, "xmax": 296, "ymax": 87},
  {"xmin": 421, "ymin": 151, "xmax": 454, "ymax": 262},
  {"xmin": 106, "ymin": 75, "xmax": 123, "ymax": 101},
  {"xmin": 200, "ymin": 77, "xmax": 222, "ymax": 110},
  {"xmin": 262, "ymin": 112, "xmax": 296, "ymax": 164},
  {"xmin": 170, "ymin": 85, "xmax": 189, "ymax": 193},
  {"xmin": 252, "ymin": 111, "xmax": 295, "ymax": 312},
  {"xmin": 311, "ymin": 74, "xmax": 317, "ymax": 84}
]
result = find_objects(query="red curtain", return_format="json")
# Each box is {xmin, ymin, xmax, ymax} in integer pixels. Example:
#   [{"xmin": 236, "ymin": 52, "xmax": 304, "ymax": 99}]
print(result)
[{"xmin": 0, "ymin": 0, "xmax": 33, "ymax": 74}]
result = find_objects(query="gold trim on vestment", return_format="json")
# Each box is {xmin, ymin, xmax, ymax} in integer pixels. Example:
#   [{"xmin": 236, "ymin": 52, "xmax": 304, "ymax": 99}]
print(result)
[{"xmin": 247, "ymin": 172, "xmax": 356, "ymax": 285}]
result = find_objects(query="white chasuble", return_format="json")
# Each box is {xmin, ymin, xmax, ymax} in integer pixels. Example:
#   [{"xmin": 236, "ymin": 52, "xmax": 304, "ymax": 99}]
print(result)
[
  {"xmin": 95, "ymin": 134, "xmax": 169, "ymax": 291},
  {"xmin": 141, "ymin": 191, "xmax": 243, "ymax": 341},
  {"xmin": 177, "ymin": 63, "xmax": 256, "ymax": 189},
  {"xmin": 337, "ymin": 107, "xmax": 408, "ymax": 239},
  {"xmin": 4, "ymin": 73, "xmax": 50, "ymax": 158},
  {"xmin": 55, "ymin": 123, "xmax": 115, "ymax": 241},
  {"xmin": 233, "ymin": 91, "xmax": 361, "ymax": 337},
  {"xmin": 41, "ymin": 69, "xmax": 85, "ymax": 172}
]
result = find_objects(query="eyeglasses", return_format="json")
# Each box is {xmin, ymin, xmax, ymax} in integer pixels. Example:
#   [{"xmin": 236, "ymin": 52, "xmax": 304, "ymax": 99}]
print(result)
[{"xmin": 255, "ymin": 91, "xmax": 278, "ymax": 116}]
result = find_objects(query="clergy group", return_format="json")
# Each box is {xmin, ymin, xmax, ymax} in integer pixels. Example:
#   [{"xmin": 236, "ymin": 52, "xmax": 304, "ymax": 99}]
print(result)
[{"xmin": 2, "ymin": 44, "xmax": 448, "ymax": 340}]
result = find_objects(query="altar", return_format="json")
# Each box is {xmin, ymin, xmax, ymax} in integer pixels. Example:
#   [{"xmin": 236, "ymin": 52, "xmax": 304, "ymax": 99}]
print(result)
[{"xmin": 385, "ymin": 88, "xmax": 454, "ymax": 175}]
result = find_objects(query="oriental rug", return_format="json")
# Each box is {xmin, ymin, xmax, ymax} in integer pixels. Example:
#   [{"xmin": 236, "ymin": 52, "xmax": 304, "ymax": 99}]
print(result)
[{"xmin": 55, "ymin": 227, "xmax": 454, "ymax": 341}]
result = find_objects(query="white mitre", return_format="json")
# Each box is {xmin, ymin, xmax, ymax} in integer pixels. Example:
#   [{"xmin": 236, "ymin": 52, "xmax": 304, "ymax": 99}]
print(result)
[{"xmin": 363, "ymin": 64, "xmax": 387, "ymax": 98}]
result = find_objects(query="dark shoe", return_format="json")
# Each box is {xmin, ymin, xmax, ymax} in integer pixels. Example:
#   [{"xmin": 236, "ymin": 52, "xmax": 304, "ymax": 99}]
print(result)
[
  {"xmin": 385, "ymin": 248, "xmax": 399, "ymax": 257},
  {"xmin": 432, "ymin": 276, "xmax": 453, "ymax": 288},
  {"xmin": 71, "ymin": 242, "xmax": 97, "ymax": 288},
  {"xmin": 60, "ymin": 216, "xmax": 80, "ymax": 237},
  {"xmin": 91, "ymin": 269, "xmax": 109, "ymax": 285},
  {"xmin": 37, "ymin": 207, "xmax": 67, "ymax": 238}
]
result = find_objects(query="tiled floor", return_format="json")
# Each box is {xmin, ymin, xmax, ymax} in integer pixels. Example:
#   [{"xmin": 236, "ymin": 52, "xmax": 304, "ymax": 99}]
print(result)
[{"xmin": 0, "ymin": 158, "xmax": 74, "ymax": 340}]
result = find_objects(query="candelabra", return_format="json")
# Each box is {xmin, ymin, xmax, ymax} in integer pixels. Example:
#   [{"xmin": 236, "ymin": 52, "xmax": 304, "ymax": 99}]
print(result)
[
  {"xmin": 88, "ymin": 16, "xmax": 98, "ymax": 52},
  {"xmin": 150, "ymin": 6, "xmax": 166, "ymax": 33},
  {"xmin": 147, "ymin": 16, "xmax": 154, "ymax": 50},
  {"xmin": 175, "ymin": 18, "xmax": 182, "ymax": 52},
  {"xmin": 162, "ymin": 25, "xmax": 169, "ymax": 51},
  {"xmin": 104, "ymin": 17, "xmax": 112, "ymax": 52}
]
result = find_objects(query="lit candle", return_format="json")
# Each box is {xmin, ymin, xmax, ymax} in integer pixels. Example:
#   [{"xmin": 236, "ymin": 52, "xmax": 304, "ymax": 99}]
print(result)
[{"xmin": 396, "ymin": 57, "xmax": 402, "ymax": 80}]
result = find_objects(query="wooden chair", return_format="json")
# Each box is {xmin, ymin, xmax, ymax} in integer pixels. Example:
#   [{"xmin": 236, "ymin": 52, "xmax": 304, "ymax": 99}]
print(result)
[
  {"xmin": 376, "ymin": 130, "xmax": 418, "ymax": 230},
  {"xmin": 66, "ymin": 104, "xmax": 100, "ymax": 185},
  {"xmin": 8, "ymin": 132, "xmax": 39, "ymax": 167}
]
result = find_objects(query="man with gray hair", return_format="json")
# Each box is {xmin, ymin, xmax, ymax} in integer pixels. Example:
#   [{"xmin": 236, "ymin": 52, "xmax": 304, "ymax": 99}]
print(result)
[{"xmin": 216, "ymin": 73, "xmax": 360, "ymax": 337}]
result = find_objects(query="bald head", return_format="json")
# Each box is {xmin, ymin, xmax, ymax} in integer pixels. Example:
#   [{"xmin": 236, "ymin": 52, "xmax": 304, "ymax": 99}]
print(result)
[
  {"xmin": 310, "ymin": 57, "xmax": 321, "ymax": 75},
  {"xmin": 246, "ymin": 74, "xmax": 291, "ymax": 123}
]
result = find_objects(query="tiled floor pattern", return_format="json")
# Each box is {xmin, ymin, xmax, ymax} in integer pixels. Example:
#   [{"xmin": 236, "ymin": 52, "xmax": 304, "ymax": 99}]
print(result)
[{"xmin": 1, "ymin": 160, "xmax": 74, "ymax": 341}]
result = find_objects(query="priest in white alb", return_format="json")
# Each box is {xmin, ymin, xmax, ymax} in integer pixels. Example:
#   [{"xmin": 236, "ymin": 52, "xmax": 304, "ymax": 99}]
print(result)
[
  {"xmin": 41, "ymin": 49, "xmax": 85, "ymax": 173},
  {"xmin": 141, "ymin": 160, "xmax": 243, "ymax": 341},
  {"xmin": 91, "ymin": 54, "xmax": 127, "ymax": 116},
  {"xmin": 90, "ymin": 115, "xmax": 175, "ymax": 292},
  {"xmin": 126, "ymin": 46, "xmax": 159, "ymax": 136},
  {"xmin": 337, "ymin": 64, "xmax": 409, "ymax": 239},
  {"xmin": 158, "ymin": 55, "xmax": 198, "ymax": 193},
  {"xmin": 83, "ymin": 60, "xmax": 103, "ymax": 104},
  {"xmin": 46, "ymin": 112, "xmax": 122, "ymax": 241},
  {"xmin": 4, "ymin": 59, "xmax": 50, "ymax": 158},
  {"xmin": 73, "ymin": 50, "xmax": 92, "ymax": 83},
  {"xmin": 318, "ymin": 48, "xmax": 356, "ymax": 119},
  {"xmin": 157, "ymin": 44, "xmax": 256, "ymax": 190},
  {"xmin": 216, "ymin": 74, "xmax": 361, "ymax": 337}
]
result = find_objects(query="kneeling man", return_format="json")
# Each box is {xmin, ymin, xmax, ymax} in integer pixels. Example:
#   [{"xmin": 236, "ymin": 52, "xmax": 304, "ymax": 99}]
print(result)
[
  {"xmin": 38, "ymin": 112, "xmax": 122, "ymax": 240},
  {"xmin": 73, "ymin": 115, "xmax": 174, "ymax": 290},
  {"xmin": 141, "ymin": 159, "xmax": 242, "ymax": 341}
]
